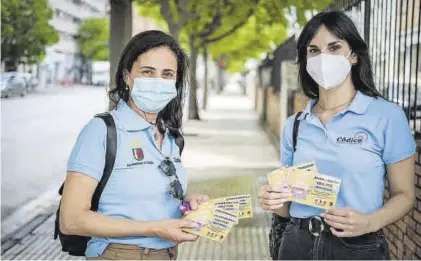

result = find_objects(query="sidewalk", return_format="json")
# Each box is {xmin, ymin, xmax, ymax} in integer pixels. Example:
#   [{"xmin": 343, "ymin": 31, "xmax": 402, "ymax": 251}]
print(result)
[{"xmin": 1, "ymin": 88, "xmax": 280, "ymax": 260}]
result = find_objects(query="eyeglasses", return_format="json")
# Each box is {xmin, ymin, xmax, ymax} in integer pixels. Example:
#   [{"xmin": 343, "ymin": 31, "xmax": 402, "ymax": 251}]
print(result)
[{"xmin": 158, "ymin": 157, "xmax": 184, "ymax": 200}]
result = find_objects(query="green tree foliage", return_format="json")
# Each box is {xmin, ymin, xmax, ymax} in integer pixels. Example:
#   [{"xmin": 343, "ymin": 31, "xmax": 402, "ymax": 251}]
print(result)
[
  {"xmin": 208, "ymin": 0, "xmax": 333, "ymax": 73},
  {"xmin": 136, "ymin": 0, "xmax": 259, "ymax": 119},
  {"xmin": 208, "ymin": 16, "xmax": 288, "ymax": 73},
  {"xmin": 77, "ymin": 18, "xmax": 109, "ymax": 61},
  {"xmin": 1, "ymin": 0, "xmax": 59, "ymax": 71},
  {"xmin": 135, "ymin": 0, "xmax": 332, "ymax": 118}
]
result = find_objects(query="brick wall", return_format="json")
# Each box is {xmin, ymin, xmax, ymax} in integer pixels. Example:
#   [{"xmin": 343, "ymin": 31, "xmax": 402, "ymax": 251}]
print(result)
[{"xmin": 383, "ymin": 149, "xmax": 421, "ymax": 260}]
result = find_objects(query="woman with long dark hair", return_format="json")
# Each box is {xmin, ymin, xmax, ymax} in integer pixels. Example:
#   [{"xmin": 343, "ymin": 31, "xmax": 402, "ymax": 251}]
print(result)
[
  {"xmin": 259, "ymin": 12, "xmax": 415, "ymax": 260},
  {"xmin": 59, "ymin": 30, "xmax": 207, "ymax": 260}
]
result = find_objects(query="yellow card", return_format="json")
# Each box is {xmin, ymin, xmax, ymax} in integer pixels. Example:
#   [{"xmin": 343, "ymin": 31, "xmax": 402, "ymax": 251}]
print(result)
[
  {"xmin": 267, "ymin": 161, "xmax": 341, "ymax": 209},
  {"xmin": 183, "ymin": 206, "xmax": 235, "ymax": 243},
  {"xmin": 214, "ymin": 194, "xmax": 253, "ymax": 219},
  {"xmin": 182, "ymin": 195, "xmax": 253, "ymax": 242},
  {"xmin": 213, "ymin": 202, "xmax": 239, "ymax": 213},
  {"xmin": 214, "ymin": 207, "xmax": 239, "ymax": 224},
  {"xmin": 182, "ymin": 201, "xmax": 213, "ymax": 227},
  {"xmin": 267, "ymin": 161, "xmax": 318, "ymax": 185},
  {"xmin": 185, "ymin": 220, "xmax": 231, "ymax": 243},
  {"xmin": 287, "ymin": 169, "xmax": 341, "ymax": 210}
]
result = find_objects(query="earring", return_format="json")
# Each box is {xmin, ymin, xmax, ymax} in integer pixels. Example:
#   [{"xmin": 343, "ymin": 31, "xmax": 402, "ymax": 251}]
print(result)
[{"xmin": 125, "ymin": 85, "xmax": 129, "ymax": 90}]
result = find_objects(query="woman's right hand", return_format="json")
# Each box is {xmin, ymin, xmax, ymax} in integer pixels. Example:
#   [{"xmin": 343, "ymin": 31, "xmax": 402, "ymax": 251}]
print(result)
[
  {"xmin": 258, "ymin": 183, "xmax": 292, "ymax": 211},
  {"xmin": 154, "ymin": 219, "xmax": 199, "ymax": 243}
]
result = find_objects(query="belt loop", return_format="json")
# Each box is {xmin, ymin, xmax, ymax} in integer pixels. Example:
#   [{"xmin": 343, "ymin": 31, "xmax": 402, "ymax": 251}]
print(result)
[
  {"xmin": 292, "ymin": 217, "xmax": 302, "ymax": 227},
  {"xmin": 167, "ymin": 248, "xmax": 174, "ymax": 260}
]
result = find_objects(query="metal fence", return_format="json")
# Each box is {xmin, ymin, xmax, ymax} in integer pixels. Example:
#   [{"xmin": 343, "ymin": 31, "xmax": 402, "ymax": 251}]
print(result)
[{"xmin": 327, "ymin": 0, "xmax": 421, "ymax": 138}]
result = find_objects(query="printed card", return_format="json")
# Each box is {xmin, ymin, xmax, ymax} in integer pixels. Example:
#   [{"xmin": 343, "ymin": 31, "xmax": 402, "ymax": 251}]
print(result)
[
  {"xmin": 192, "ymin": 220, "xmax": 232, "ymax": 243},
  {"xmin": 266, "ymin": 161, "xmax": 341, "ymax": 210},
  {"xmin": 288, "ymin": 169, "xmax": 341, "ymax": 209},
  {"xmin": 213, "ymin": 194, "xmax": 253, "ymax": 219},
  {"xmin": 213, "ymin": 207, "xmax": 239, "ymax": 225},
  {"xmin": 182, "ymin": 194, "xmax": 253, "ymax": 243},
  {"xmin": 267, "ymin": 161, "xmax": 318, "ymax": 185}
]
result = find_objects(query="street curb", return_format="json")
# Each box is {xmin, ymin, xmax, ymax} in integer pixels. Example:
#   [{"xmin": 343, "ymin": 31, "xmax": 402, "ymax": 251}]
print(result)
[{"xmin": 1, "ymin": 188, "xmax": 59, "ymax": 243}]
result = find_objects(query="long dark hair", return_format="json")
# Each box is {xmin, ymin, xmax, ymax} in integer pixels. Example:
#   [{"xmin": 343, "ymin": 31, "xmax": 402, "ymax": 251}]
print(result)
[
  {"xmin": 109, "ymin": 30, "xmax": 189, "ymax": 140},
  {"xmin": 297, "ymin": 11, "xmax": 382, "ymax": 99}
]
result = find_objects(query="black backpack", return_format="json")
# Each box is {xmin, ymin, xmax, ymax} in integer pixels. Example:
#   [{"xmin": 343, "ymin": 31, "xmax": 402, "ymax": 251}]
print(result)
[
  {"xmin": 268, "ymin": 111, "xmax": 303, "ymax": 260},
  {"xmin": 53, "ymin": 113, "xmax": 185, "ymax": 256}
]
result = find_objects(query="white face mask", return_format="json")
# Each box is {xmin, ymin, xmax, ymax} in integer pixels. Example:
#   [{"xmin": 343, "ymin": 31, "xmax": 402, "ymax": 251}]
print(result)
[
  {"xmin": 130, "ymin": 77, "xmax": 177, "ymax": 113},
  {"xmin": 306, "ymin": 51, "xmax": 352, "ymax": 89}
]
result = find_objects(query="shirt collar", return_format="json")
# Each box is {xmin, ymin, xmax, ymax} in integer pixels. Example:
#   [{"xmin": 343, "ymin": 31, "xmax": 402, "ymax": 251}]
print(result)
[
  {"xmin": 344, "ymin": 90, "xmax": 375, "ymax": 114},
  {"xmin": 298, "ymin": 91, "xmax": 375, "ymax": 120},
  {"xmin": 113, "ymin": 100, "xmax": 152, "ymax": 131}
]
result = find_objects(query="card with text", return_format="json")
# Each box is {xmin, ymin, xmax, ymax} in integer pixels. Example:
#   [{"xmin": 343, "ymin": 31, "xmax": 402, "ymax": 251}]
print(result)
[
  {"xmin": 214, "ymin": 194, "xmax": 253, "ymax": 219},
  {"xmin": 182, "ymin": 194, "xmax": 253, "ymax": 243},
  {"xmin": 266, "ymin": 162, "xmax": 341, "ymax": 210}
]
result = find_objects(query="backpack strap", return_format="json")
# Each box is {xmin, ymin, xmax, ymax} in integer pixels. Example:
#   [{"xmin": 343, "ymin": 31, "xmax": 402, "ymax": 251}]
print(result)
[
  {"xmin": 90, "ymin": 112, "xmax": 117, "ymax": 211},
  {"xmin": 55, "ymin": 112, "xmax": 117, "ymax": 240},
  {"xmin": 292, "ymin": 111, "xmax": 303, "ymax": 152}
]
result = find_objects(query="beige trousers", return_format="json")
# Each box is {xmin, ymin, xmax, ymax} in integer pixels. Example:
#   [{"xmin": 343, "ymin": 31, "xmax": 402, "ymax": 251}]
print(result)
[{"xmin": 86, "ymin": 243, "xmax": 178, "ymax": 260}]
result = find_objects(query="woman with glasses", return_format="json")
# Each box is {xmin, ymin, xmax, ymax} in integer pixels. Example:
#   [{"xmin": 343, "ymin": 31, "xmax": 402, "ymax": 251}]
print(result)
[
  {"xmin": 259, "ymin": 12, "xmax": 415, "ymax": 260},
  {"xmin": 59, "ymin": 30, "xmax": 208, "ymax": 260}
]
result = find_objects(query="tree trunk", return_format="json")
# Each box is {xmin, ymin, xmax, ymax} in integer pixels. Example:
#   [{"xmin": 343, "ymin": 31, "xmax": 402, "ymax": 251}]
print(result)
[
  {"xmin": 79, "ymin": 57, "xmax": 86, "ymax": 84},
  {"xmin": 87, "ymin": 60, "xmax": 93, "ymax": 85},
  {"xmin": 202, "ymin": 46, "xmax": 209, "ymax": 110},
  {"xmin": 109, "ymin": 0, "xmax": 132, "ymax": 110},
  {"xmin": 5, "ymin": 60, "xmax": 17, "ymax": 72},
  {"xmin": 241, "ymin": 74, "xmax": 247, "ymax": 96},
  {"xmin": 169, "ymin": 25, "xmax": 180, "ymax": 42},
  {"xmin": 188, "ymin": 38, "xmax": 200, "ymax": 120},
  {"xmin": 217, "ymin": 64, "xmax": 224, "ymax": 93}
]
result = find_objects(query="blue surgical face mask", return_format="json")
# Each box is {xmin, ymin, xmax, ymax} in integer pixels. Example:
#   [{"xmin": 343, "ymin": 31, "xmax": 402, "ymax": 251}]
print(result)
[{"xmin": 130, "ymin": 77, "xmax": 177, "ymax": 113}]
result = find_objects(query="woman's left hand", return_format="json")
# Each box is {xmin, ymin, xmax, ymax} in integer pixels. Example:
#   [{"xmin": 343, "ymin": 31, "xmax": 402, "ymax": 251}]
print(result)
[
  {"xmin": 321, "ymin": 207, "xmax": 375, "ymax": 237},
  {"xmin": 181, "ymin": 194, "xmax": 209, "ymax": 214}
]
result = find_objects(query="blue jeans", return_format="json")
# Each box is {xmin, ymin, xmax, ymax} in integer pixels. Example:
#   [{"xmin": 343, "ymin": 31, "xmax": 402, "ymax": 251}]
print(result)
[{"xmin": 278, "ymin": 217, "xmax": 390, "ymax": 260}]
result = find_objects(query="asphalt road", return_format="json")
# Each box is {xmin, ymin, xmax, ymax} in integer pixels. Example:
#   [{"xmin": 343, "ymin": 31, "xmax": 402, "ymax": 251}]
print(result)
[{"xmin": 1, "ymin": 85, "xmax": 108, "ymax": 219}]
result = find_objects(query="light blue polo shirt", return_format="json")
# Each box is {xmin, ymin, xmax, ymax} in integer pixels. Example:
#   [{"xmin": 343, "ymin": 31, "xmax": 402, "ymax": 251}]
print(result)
[
  {"xmin": 280, "ymin": 91, "xmax": 416, "ymax": 218},
  {"xmin": 67, "ymin": 101, "xmax": 187, "ymax": 257}
]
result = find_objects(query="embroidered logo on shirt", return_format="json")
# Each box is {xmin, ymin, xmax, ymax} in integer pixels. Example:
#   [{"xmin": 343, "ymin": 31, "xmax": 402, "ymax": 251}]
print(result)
[
  {"xmin": 132, "ymin": 148, "xmax": 144, "ymax": 161},
  {"xmin": 336, "ymin": 132, "xmax": 368, "ymax": 145},
  {"xmin": 131, "ymin": 140, "xmax": 144, "ymax": 161}
]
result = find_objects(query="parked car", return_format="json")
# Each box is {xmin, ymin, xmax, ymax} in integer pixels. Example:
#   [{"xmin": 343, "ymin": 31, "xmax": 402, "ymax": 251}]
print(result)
[
  {"xmin": 384, "ymin": 82, "xmax": 421, "ymax": 119},
  {"xmin": 92, "ymin": 61, "xmax": 110, "ymax": 87},
  {"xmin": 1, "ymin": 72, "xmax": 28, "ymax": 98}
]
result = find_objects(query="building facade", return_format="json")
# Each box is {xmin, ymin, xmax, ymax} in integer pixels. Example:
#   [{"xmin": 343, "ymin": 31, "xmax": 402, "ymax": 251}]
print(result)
[{"xmin": 40, "ymin": 0, "xmax": 108, "ymax": 85}]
